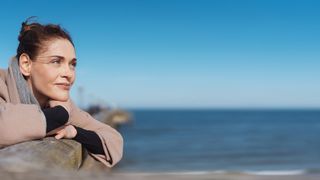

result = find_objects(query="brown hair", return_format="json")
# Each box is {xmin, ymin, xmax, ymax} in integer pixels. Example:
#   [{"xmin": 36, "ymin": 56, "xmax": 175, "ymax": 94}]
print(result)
[{"xmin": 16, "ymin": 17, "xmax": 74, "ymax": 60}]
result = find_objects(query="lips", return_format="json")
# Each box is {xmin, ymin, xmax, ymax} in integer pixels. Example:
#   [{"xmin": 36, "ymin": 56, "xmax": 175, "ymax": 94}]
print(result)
[{"xmin": 55, "ymin": 83, "xmax": 71, "ymax": 90}]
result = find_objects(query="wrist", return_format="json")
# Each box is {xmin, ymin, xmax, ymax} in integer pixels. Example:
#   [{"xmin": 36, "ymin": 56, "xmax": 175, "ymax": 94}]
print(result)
[{"xmin": 43, "ymin": 106, "xmax": 69, "ymax": 133}]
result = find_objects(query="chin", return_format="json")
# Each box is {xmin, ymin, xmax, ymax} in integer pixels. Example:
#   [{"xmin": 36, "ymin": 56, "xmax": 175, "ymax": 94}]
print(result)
[{"xmin": 49, "ymin": 93, "xmax": 69, "ymax": 102}]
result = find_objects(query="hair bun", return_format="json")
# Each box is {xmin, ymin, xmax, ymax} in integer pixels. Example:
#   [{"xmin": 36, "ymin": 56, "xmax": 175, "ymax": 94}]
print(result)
[
  {"xmin": 18, "ymin": 17, "xmax": 37, "ymax": 42},
  {"xmin": 18, "ymin": 22, "xmax": 28, "ymax": 42},
  {"xmin": 22, "ymin": 23, "xmax": 31, "ymax": 31}
]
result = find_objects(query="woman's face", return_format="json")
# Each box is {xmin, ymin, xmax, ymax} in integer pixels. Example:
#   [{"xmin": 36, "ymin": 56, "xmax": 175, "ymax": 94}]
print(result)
[{"xmin": 27, "ymin": 38, "xmax": 76, "ymax": 104}]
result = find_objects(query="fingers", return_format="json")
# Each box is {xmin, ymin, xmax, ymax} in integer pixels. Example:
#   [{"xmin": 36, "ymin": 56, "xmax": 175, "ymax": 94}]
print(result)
[
  {"xmin": 53, "ymin": 125, "xmax": 77, "ymax": 139},
  {"xmin": 47, "ymin": 125, "xmax": 65, "ymax": 136},
  {"xmin": 55, "ymin": 130, "xmax": 66, "ymax": 139}
]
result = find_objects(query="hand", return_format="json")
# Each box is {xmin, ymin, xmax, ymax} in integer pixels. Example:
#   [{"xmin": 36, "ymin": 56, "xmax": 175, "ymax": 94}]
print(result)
[
  {"xmin": 54, "ymin": 125, "xmax": 77, "ymax": 140},
  {"xmin": 48, "ymin": 99, "xmax": 72, "ymax": 114},
  {"xmin": 46, "ymin": 125, "xmax": 66, "ymax": 136}
]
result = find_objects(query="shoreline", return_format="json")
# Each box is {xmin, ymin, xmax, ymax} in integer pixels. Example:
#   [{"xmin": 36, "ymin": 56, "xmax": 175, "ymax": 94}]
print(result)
[
  {"xmin": 112, "ymin": 167, "xmax": 320, "ymax": 175},
  {"xmin": 2, "ymin": 168, "xmax": 320, "ymax": 180},
  {"xmin": 108, "ymin": 171, "xmax": 320, "ymax": 180}
]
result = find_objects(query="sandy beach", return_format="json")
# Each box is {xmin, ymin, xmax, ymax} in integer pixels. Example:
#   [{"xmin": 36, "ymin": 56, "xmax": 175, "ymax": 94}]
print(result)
[{"xmin": 1, "ymin": 168, "xmax": 320, "ymax": 180}]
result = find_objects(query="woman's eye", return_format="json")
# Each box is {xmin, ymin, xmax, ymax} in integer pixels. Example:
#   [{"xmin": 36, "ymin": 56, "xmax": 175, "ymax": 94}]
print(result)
[
  {"xmin": 51, "ymin": 59, "xmax": 61, "ymax": 64},
  {"xmin": 70, "ymin": 62, "xmax": 77, "ymax": 69}
]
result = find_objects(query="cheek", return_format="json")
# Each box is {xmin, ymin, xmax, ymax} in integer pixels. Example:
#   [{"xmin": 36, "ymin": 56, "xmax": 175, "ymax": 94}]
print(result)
[
  {"xmin": 71, "ymin": 71, "xmax": 76, "ymax": 85},
  {"xmin": 31, "ymin": 69, "xmax": 58, "ymax": 90}
]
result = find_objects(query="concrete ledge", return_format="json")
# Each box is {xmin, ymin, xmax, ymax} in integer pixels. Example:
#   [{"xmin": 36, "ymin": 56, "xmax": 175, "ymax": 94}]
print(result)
[
  {"xmin": 0, "ymin": 137, "xmax": 82, "ymax": 172},
  {"xmin": 0, "ymin": 109, "xmax": 130, "ymax": 173}
]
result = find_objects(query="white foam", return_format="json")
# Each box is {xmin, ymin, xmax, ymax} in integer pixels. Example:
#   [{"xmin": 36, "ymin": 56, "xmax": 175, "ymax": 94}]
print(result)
[
  {"xmin": 114, "ymin": 169, "xmax": 308, "ymax": 176},
  {"xmin": 165, "ymin": 171, "xmax": 210, "ymax": 175},
  {"xmin": 115, "ymin": 170, "xmax": 224, "ymax": 176},
  {"xmin": 244, "ymin": 170, "xmax": 306, "ymax": 176}
]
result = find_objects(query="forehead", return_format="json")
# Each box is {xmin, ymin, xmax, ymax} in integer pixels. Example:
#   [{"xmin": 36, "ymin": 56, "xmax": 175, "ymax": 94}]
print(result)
[{"xmin": 39, "ymin": 38, "xmax": 76, "ymax": 59}]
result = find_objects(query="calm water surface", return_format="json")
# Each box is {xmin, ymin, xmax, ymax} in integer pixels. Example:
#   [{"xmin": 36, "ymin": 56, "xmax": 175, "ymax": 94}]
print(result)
[{"xmin": 116, "ymin": 109, "xmax": 320, "ymax": 174}]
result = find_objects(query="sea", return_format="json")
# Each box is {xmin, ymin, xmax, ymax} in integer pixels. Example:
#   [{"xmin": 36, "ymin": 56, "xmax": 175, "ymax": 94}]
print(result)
[{"xmin": 116, "ymin": 109, "xmax": 320, "ymax": 175}]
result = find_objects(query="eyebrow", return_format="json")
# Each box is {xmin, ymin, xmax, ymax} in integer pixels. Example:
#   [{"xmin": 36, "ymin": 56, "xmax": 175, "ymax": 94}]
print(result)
[{"xmin": 48, "ymin": 55, "xmax": 77, "ymax": 62}]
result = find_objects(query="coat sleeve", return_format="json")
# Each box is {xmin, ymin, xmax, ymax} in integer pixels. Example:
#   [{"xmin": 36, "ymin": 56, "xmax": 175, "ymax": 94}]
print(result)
[
  {"xmin": 0, "ymin": 80, "xmax": 46, "ymax": 148},
  {"xmin": 68, "ymin": 100, "xmax": 123, "ymax": 167}
]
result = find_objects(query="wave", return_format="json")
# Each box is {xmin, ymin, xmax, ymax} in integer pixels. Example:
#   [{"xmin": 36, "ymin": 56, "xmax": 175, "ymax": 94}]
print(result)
[
  {"xmin": 116, "ymin": 169, "xmax": 320, "ymax": 176},
  {"xmin": 243, "ymin": 170, "xmax": 306, "ymax": 175}
]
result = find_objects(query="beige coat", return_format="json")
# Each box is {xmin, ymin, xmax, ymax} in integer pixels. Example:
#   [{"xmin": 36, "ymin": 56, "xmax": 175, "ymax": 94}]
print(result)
[{"xmin": 0, "ymin": 67, "xmax": 123, "ymax": 167}]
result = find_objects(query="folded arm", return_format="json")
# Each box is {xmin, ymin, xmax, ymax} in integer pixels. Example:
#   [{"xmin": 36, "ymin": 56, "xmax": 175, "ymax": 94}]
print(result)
[{"xmin": 68, "ymin": 101, "xmax": 123, "ymax": 167}]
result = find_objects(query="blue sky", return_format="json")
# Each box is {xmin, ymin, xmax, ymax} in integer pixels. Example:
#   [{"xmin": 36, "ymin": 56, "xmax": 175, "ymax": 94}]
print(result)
[{"xmin": 0, "ymin": 0, "xmax": 319, "ymax": 109}]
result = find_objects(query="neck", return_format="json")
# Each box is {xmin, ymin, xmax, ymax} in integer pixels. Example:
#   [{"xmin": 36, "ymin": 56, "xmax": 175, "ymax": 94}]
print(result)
[
  {"xmin": 34, "ymin": 93, "xmax": 49, "ymax": 108},
  {"xmin": 27, "ymin": 81, "xmax": 48, "ymax": 108}
]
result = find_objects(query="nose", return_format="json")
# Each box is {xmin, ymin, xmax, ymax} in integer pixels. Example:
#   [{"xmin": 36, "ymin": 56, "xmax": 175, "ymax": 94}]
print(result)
[{"xmin": 60, "ymin": 63, "xmax": 74, "ymax": 80}]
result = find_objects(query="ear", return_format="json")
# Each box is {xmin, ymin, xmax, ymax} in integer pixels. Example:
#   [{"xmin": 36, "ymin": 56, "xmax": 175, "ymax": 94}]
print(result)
[{"xmin": 19, "ymin": 53, "xmax": 33, "ymax": 77}]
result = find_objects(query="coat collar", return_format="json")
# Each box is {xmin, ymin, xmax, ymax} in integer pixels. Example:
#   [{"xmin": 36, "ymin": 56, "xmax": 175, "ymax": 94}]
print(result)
[{"xmin": 5, "ymin": 57, "xmax": 21, "ymax": 104}]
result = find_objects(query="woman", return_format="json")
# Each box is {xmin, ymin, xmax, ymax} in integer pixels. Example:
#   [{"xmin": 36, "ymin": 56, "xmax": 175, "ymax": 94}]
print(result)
[{"xmin": 0, "ymin": 18, "xmax": 123, "ymax": 167}]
